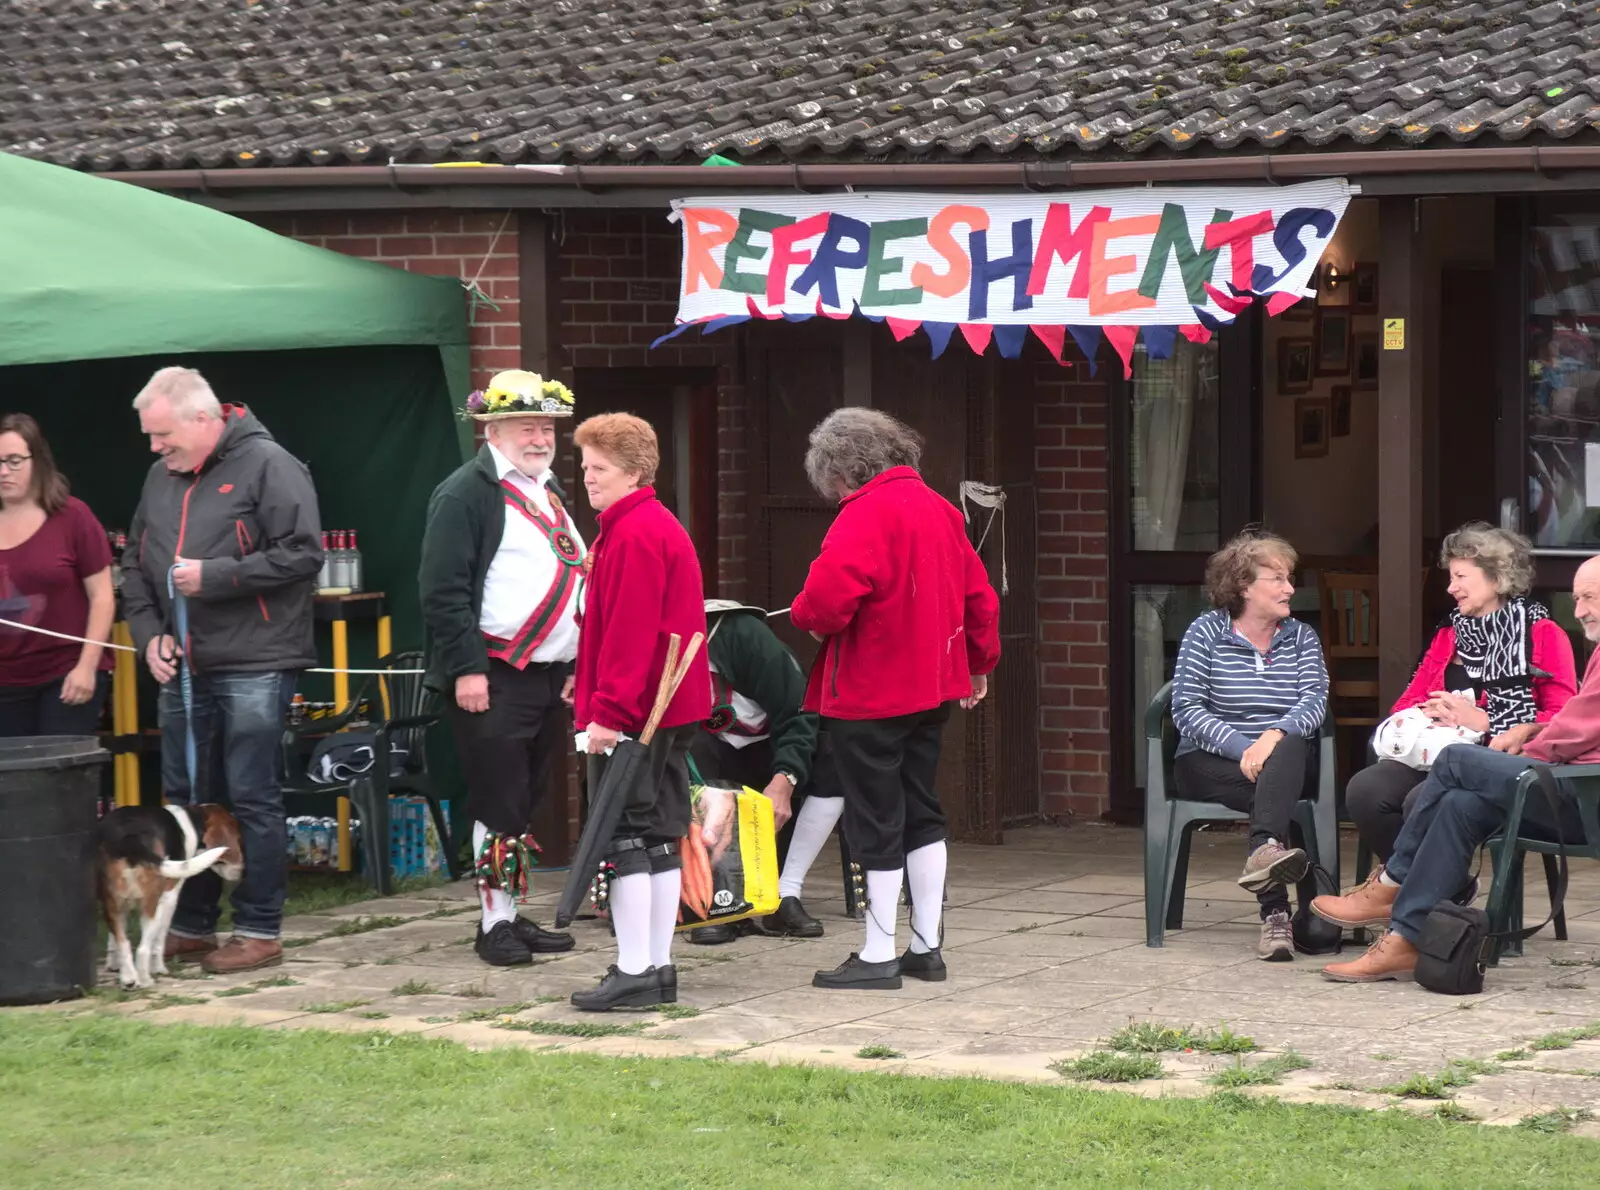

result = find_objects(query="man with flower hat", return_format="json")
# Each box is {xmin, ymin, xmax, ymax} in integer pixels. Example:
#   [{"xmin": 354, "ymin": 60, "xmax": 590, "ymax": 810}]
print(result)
[{"xmin": 420, "ymin": 369, "xmax": 584, "ymax": 966}]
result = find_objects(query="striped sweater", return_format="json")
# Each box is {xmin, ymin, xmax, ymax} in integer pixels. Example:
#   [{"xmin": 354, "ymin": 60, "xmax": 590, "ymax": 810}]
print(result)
[{"xmin": 1171, "ymin": 609, "xmax": 1329, "ymax": 761}]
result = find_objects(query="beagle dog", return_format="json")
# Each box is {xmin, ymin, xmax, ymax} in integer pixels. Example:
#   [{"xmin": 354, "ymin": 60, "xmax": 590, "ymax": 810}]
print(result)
[{"xmin": 95, "ymin": 803, "xmax": 244, "ymax": 989}]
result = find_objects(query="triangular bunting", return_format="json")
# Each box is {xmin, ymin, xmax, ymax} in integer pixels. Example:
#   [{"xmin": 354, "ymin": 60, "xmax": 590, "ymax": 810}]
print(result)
[
  {"xmin": 1192, "ymin": 305, "xmax": 1228, "ymax": 332},
  {"xmin": 1030, "ymin": 325, "xmax": 1067, "ymax": 363},
  {"xmin": 1265, "ymin": 290, "xmax": 1304, "ymax": 317},
  {"xmin": 649, "ymin": 321, "xmax": 703, "ymax": 350},
  {"xmin": 745, "ymin": 296, "xmax": 782, "ymax": 320},
  {"xmin": 958, "ymin": 323, "xmax": 993, "ymax": 355},
  {"xmin": 700, "ymin": 314, "xmax": 752, "ymax": 336},
  {"xmin": 1179, "ymin": 324, "xmax": 1212, "ymax": 344},
  {"xmin": 1067, "ymin": 326, "xmax": 1103, "ymax": 376},
  {"xmin": 886, "ymin": 316, "xmax": 923, "ymax": 342},
  {"xmin": 1142, "ymin": 325, "xmax": 1178, "ymax": 361},
  {"xmin": 924, "ymin": 322, "xmax": 957, "ymax": 359},
  {"xmin": 852, "ymin": 302, "xmax": 885, "ymax": 324},
  {"xmin": 992, "ymin": 325, "xmax": 1028, "ymax": 359},
  {"xmin": 815, "ymin": 297, "xmax": 852, "ymax": 320},
  {"xmin": 1202, "ymin": 283, "xmax": 1252, "ymax": 315},
  {"xmin": 1103, "ymin": 324, "xmax": 1139, "ymax": 379}
]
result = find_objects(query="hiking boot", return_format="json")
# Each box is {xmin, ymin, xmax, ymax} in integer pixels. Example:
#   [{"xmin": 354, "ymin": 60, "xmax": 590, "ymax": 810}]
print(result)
[
  {"xmin": 898, "ymin": 946, "xmax": 947, "ymax": 982},
  {"xmin": 1258, "ymin": 910, "xmax": 1294, "ymax": 962},
  {"xmin": 511, "ymin": 917, "xmax": 575, "ymax": 954},
  {"xmin": 164, "ymin": 933, "xmax": 218, "ymax": 964},
  {"xmin": 1238, "ymin": 840, "xmax": 1309, "ymax": 892},
  {"xmin": 689, "ymin": 922, "xmax": 740, "ymax": 945},
  {"xmin": 657, "ymin": 964, "xmax": 678, "ymax": 1004},
  {"xmin": 571, "ymin": 965, "xmax": 664, "ymax": 1012},
  {"xmin": 752, "ymin": 895, "xmax": 824, "ymax": 938},
  {"xmin": 200, "ymin": 936, "xmax": 283, "ymax": 975},
  {"xmin": 1311, "ymin": 873, "xmax": 1399, "ymax": 929},
  {"xmin": 475, "ymin": 921, "xmax": 533, "ymax": 967},
  {"xmin": 812, "ymin": 953, "xmax": 902, "ymax": 990},
  {"xmin": 1321, "ymin": 931, "xmax": 1418, "ymax": 983}
]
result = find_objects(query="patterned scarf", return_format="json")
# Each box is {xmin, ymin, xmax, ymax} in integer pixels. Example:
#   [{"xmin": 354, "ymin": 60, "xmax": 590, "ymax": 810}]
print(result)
[{"xmin": 1449, "ymin": 597, "xmax": 1547, "ymax": 735}]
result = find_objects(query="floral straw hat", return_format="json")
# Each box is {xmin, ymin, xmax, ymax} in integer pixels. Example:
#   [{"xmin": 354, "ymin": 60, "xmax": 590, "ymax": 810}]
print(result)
[{"xmin": 463, "ymin": 369, "xmax": 576, "ymax": 421}]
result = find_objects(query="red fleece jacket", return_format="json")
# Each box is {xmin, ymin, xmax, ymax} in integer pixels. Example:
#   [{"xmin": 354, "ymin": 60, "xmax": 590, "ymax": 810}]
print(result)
[
  {"xmin": 790, "ymin": 467, "xmax": 1001, "ymax": 720},
  {"xmin": 1393, "ymin": 620, "xmax": 1577, "ymax": 723},
  {"xmin": 573, "ymin": 488, "xmax": 710, "ymax": 734},
  {"xmin": 1526, "ymin": 645, "xmax": 1600, "ymax": 765}
]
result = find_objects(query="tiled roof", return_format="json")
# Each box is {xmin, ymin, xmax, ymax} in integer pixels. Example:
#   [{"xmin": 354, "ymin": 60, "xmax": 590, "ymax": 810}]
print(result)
[{"xmin": 6, "ymin": 0, "xmax": 1600, "ymax": 170}]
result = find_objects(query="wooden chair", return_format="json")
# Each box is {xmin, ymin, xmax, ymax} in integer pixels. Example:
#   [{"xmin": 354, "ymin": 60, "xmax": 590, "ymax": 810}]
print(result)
[
  {"xmin": 1484, "ymin": 764, "xmax": 1600, "ymax": 964},
  {"xmin": 1317, "ymin": 571, "xmax": 1382, "ymax": 726},
  {"xmin": 281, "ymin": 651, "xmax": 458, "ymax": 895},
  {"xmin": 1143, "ymin": 682, "xmax": 1340, "ymax": 948}
]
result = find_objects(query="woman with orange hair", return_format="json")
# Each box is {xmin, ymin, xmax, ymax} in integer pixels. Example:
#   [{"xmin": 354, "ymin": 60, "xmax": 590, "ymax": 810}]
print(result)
[{"xmin": 569, "ymin": 413, "xmax": 709, "ymax": 1011}]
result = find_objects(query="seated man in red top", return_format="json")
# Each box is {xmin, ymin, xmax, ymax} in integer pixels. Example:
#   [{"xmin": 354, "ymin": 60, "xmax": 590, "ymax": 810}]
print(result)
[
  {"xmin": 791, "ymin": 408, "xmax": 1000, "ymax": 991},
  {"xmin": 1315, "ymin": 556, "xmax": 1600, "ymax": 982}
]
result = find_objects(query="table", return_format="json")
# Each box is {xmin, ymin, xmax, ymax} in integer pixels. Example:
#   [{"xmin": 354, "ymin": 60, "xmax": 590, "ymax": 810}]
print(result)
[{"xmin": 314, "ymin": 592, "xmax": 391, "ymax": 712}]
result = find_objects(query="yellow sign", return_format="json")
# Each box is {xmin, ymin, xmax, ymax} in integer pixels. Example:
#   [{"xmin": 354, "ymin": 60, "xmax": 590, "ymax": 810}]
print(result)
[{"xmin": 1383, "ymin": 318, "xmax": 1405, "ymax": 350}]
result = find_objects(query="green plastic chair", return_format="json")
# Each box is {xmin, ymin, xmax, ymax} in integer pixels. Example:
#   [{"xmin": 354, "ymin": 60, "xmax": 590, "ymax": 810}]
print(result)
[
  {"xmin": 1143, "ymin": 681, "xmax": 1340, "ymax": 948},
  {"xmin": 1484, "ymin": 764, "xmax": 1600, "ymax": 964}
]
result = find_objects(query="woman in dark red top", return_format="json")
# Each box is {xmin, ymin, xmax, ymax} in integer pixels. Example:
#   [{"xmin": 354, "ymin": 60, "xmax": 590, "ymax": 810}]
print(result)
[
  {"xmin": 1346, "ymin": 522, "xmax": 1577, "ymax": 870},
  {"xmin": 791, "ymin": 408, "xmax": 1001, "ymax": 992},
  {"xmin": 570, "ymin": 413, "xmax": 709, "ymax": 1012},
  {"xmin": 0, "ymin": 413, "xmax": 114, "ymax": 736}
]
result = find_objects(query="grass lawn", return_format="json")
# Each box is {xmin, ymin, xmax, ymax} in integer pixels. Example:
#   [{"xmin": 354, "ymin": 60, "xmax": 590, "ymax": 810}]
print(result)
[{"xmin": 4, "ymin": 1014, "xmax": 1598, "ymax": 1188}]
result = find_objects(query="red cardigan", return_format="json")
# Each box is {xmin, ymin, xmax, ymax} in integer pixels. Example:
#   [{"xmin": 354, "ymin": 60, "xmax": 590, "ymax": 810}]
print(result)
[
  {"xmin": 1393, "ymin": 618, "xmax": 1577, "ymax": 723},
  {"xmin": 790, "ymin": 467, "xmax": 1001, "ymax": 720},
  {"xmin": 573, "ymin": 488, "xmax": 710, "ymax": 734}
]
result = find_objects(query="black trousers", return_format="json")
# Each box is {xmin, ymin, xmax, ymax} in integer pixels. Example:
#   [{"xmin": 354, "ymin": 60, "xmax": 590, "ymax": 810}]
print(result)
[
  {"xmin": 1344, "ymin": 759, "xmax": 1428, "ymax": 865},
  {"xmin": 0, "ymin": 672, "xmax": 110, "ymax": 738},
  {"xmin": 597, "ymin": 721, "xmax": 698, "ymax": 877},
  {"xmin": 448, "ymin": 659, "xmax": 569, "ymax": 837},
  {"xmin": 826, "ymin": 704, "xmax": 949, "ymax": 872},
  {"xmin": 1173, "ymin": 734, "xmax": 1313, "ymax": 916},
  {"xmin": 689, "ymin": 729, "xmax": 839, "ymax": 868}
]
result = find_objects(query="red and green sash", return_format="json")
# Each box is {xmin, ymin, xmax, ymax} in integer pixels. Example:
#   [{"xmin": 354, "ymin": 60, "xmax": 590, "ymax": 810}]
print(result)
[
  {"xmin": 484, "ymin": 480, "xmax": 583, "ymax": 669},
  {"xmin": 705, "ymin": 671, "xmax": 767, "ymax": 737}
]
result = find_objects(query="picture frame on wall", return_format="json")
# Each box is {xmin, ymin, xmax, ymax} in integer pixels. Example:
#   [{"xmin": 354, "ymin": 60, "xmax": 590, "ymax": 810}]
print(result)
[
  {"xmin": 1295, "ymin": 397, "xmax": 1331, "ymax": 458},
  {"xmin": 1354, "ymin": 333, "xmax": 1380, "ymax": 391},
  {"xmin": 1331, "ymin": 385, "xmax": 1352, "ymax": 437},
  {"xmin": 1352, "ymin": 262, "xmax": 1379, "ymax": 314},
  {"xmin": 1314, "ymin": 307, "xmax": 1352, "ymax": 377},
  {"xmin": 1280, "ymin": 296, "xmax": 1314, "ymax": 321},
  {"xmin": 1279, "ymin": 336, "xmax": 1314, "ymax": 393}
]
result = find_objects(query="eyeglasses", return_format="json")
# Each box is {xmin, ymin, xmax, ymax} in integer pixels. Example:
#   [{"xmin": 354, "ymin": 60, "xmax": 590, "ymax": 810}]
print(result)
[{"xmin": 0, "ymin": 455, "xmax": 31, "ymax": 472}]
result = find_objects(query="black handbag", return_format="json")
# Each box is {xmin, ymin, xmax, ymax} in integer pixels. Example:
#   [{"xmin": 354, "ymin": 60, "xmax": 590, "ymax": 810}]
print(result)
[
  {"xmin": 1415, "ymin": 765, "xmax": 1569, "ymax": 995},
  {"xmin": 1292, "ymin": 863, "xmax": 1343, "ymax": 955}
]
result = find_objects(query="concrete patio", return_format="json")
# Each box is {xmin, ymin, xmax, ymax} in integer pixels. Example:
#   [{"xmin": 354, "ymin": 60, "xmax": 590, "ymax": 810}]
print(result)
[{"xmin": 66, "ymin": 824, "xmax": 1600, "ymax": 1131}]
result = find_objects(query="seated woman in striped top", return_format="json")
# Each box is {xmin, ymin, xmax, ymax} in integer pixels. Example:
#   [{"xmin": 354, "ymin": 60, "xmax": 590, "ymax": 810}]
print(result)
[{"xmin": 1171, "ymin": 531, "xmax": 1329, "ymax": 962}]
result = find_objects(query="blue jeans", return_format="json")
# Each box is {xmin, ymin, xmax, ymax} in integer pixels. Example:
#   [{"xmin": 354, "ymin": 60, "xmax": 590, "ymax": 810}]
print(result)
[
  {"xmin": 159, "ymin": 670, "xmax": 296, "ymax": 940},
  {"xmin": 1387, "ymin": 745, "xmax": 1587, "ymax": 943}
]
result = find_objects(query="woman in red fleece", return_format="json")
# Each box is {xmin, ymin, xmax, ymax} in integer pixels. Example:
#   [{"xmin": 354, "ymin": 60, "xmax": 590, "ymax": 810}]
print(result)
[
  {"xmin": 570, "ymin": 413, "xmax": 709, "ymax": 1012},
  {"xmin": 1346, "ymin": 523, "xmax": 1576, "ymax": 871},
  {"xmin": 790, "ymin": 408, "xmax": 1000, "ymax": 992}
]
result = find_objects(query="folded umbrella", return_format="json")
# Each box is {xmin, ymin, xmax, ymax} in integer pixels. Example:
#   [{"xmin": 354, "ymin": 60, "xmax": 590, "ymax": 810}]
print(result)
[{"xmin": 555, "ymin": 631, "xmax": 704, "ymax": 929}]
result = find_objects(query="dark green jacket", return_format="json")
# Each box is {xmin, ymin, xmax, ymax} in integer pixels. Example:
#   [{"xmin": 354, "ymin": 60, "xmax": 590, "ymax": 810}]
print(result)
[
  {"xmin": 418, "ymin": 445, "xmax": 569, "ymax": 692},
  {"xmin": 708, "ymin": 609, "xmax": 818, "ymax": 788}
]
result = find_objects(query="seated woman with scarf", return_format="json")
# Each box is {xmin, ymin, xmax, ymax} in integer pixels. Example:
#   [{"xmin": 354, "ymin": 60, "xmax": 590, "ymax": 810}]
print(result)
[{"xmin": 1344, "ymin": 523, "xmax": 1577, "ymax": 886}]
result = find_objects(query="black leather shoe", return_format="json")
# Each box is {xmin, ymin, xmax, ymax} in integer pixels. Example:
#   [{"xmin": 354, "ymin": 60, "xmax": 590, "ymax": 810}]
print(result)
[
  {"xmin": 474, "ymin": 921, "xmax": 532, "ymax": 967},
  {"xmin": 752, "ymin": 895, "xmax": 824, "ymax": 938},
  {"xmin": 571, "ymin": 965, "xmax": 664, "ymax": 1012},
  {"xmin": 812, "ymin": 953, "xmax": 901, "ymax": 990},
  {"xmin": 512, "ymin": 916, "xmax": 576, "ymax": 953},
  {"xmin": 657, "ymin": 964, "xmax": 678, "ymax": 1003},
  {"xmin": 689, "ymin": 923, "xmax": 739, "ymax": 945},
  {"xmin": 899, "ymin": 946, "xmax": 947, "ymax": 982}
]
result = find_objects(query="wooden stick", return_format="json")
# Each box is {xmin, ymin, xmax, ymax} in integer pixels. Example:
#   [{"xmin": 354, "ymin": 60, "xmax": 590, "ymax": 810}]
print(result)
[{"xmin": 640, "ymin": 634, "xmax": 682, "ymax": 746}]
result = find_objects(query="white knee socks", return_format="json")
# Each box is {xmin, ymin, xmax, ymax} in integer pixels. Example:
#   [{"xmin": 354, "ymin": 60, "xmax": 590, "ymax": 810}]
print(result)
[
  {"xmin": 472, "ymin": 821, "xmax": 516, "ymax": 929},
  {"xmin": 860, "ymin": 868, "xmax": 904, "ymax": 962},
  {"xmin": 649, "ymin": 869, "xmax": 682, "ymax": 969},
  {"xmin": 905, "ymin": 840, "xmax": 947, "ymax": 954},
  {"xmin": 607, "ymin": 872, "xmax": 653, "ymax": 975},
  {"xmin": 777, "ymin": 795, "xmax": 844, "ymax": 899}
]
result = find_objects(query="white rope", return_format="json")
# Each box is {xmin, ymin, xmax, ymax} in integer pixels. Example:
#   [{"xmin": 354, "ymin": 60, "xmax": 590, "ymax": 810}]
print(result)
[
  {"xmin": 959, "ymin": 481, "xmax": 1009, "ymax": 595},
  {"xmin": 0, "ymin": 617, "xmax": 424, "ymax": 674},
  {"xmin": 462, "ymin": 209, "xmax": 515, "ymax": 312}
]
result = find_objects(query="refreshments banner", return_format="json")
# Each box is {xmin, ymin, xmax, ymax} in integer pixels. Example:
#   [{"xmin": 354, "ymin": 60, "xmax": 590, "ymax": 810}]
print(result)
[{"xmin": 658, "ymin": 180, "xmax": 1352, "ymax": 372}]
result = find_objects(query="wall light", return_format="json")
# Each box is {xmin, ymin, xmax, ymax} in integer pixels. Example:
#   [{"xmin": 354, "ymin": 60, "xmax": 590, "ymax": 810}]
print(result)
[{"xmin": 1322, "ymin": 261, "xmax": 1345, "ymax": 291}]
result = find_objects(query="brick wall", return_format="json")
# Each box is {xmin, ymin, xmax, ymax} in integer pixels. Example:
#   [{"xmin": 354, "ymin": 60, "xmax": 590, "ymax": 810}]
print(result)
[
  {"xmin": 554, "ymin": 210, "xmax": 749, "ymax": 601},
  {"xmin": 1034, "ymin": 375, "xmax": 1112, "ymax": 820},
  {"xmin": 251, "ymin": 210, "xmax": 520, "ymax": 390}
]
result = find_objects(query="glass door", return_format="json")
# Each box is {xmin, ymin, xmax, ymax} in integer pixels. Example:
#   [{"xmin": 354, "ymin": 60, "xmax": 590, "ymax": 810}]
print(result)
[{"xmin": 1108, "ymin": 315, "xmax": 1259, "ymax": 821}]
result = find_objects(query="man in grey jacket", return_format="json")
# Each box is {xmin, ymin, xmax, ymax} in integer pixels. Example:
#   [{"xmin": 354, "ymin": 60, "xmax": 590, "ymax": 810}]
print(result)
[{"xmin": 122, "ymin": 366, "xmax": 323, "ymax": 975}]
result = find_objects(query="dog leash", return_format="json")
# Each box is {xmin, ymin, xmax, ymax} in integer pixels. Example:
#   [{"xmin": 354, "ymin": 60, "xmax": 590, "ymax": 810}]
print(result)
[{"xmin": 166, "ymin": 567, "xmax": 198, "ymax": 793}]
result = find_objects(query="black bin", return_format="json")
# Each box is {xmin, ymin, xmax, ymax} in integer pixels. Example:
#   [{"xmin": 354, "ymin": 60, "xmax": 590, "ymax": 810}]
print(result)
[{"xmin": 0, "ymin": 736, "xmax": 108, "ymax": 1005}]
